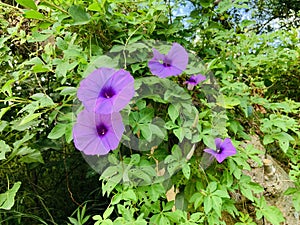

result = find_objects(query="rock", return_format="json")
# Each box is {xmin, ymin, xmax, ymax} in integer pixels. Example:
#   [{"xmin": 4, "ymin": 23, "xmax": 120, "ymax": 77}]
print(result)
[{"xmin": 242, "ymin": 135, "xmax": 299, "ymax": 225}]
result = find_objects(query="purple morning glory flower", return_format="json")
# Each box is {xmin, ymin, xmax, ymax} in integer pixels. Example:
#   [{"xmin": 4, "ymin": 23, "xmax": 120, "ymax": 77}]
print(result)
[
  {"xmin": 204, "ymin": 138, "xmax": 237, "ymax": 163},
  {"xmin": 148, "ymin": 43, "xmax": 188, "ymax": 78},
  {"xmin": 184, "ymin": 74, "xmax": 206, "ymax": 90},
  {"xmin": 72, "ymin": 110, "xmax": 125, "ymax": 155},
  {"xmin": 77, "ymin": 68, "xmax": 135, "ymax": 114}
]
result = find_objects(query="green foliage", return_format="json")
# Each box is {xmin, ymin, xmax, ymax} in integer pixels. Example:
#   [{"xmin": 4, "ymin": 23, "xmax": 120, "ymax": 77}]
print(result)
[
  {"xmin": 0, "ymin": 182, "xmax": 21, "ymax": 210},
  {"xmin": 68, "ymin": 204, "xmax": 91, "ymax": 225},
  {"xmin": 254, "ymin": 196, "xmax": 285, "ymax": 225},
  {"xmin": 235, "ymin": 212, "xmax": 257, "ymax": 225},
  {"xmin": 247, "ymin": 0, "xmax": 300, "ymax": 31},
  {"xmin": 1, "ymin": 0, "xmax": 299, "ymax": 224}
]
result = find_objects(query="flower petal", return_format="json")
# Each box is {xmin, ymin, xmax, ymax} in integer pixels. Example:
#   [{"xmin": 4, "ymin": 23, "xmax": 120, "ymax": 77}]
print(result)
[
  {"xmin": 152, "ymin": 48, "xmax": 165, "ymax": 61},
  {"xmin": 204, "ymin": 138, "xmax": 237, "ymax": 163},
  {"xmin": 220, "ymin": 138, "xmax": 237, "ymax": 156},
  {"xmin": 77, "ymin": 68, "xmax": 116, "ymax": 112},
  {"xmin": 95, "ymin": 97, "xmax": 116, "ymax": 114},
  {"xmin": 148, "ymin": 61, "xmax": 183, "ymax": 78},
  {"xmin": 148, "ymin": 61, "xmax": 166, "ymax": 77},
  {"xmin": 96, "ymin": 113, "xmax": 125, "ymax": 146},
  {"xmin": 204, "ymin": 148, "xmax": 219, "ymax": 157},
  {"xmin": 167, "ymin": 43, "xmax": 188, "ymax": 72},
  {"xmin": 214, "ymin": 153, "xmax": 230, "ymax": 163},
  {"xmin": 148, "ymin": 43, "xmax": 189, "ymax": 78},
  {"xmin": 77, "ymin": 68, "xmax": 134, "ymax": 114},
  {"xmin": 73, "ymin": 121, "xmax": 109, "ymax": 155},
  {"xmin": 107, "ymin": 69, "xmax": 135, "ymax": 111},
  {"xmin": 204, "ymin": 148, "xmax": 228, "ymax": 163},
  {"xmin": 194, "ymin": 74, "xmax": 206, "ymax": 83},
  {"xmin": 72, "ymin": 110, "xmax": 125, "ymax": 155},
  {"xmin": 214, "ymin": 138, "xmax": 223, "ymax": 150}
]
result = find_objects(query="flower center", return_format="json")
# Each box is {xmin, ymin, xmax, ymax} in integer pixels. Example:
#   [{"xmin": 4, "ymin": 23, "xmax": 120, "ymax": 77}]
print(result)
[
  {"xmin": 100, "ymin": 86, "xmax": 115, "ymax": 99},
  {"xmin": 162, "ymin": 58, "xmax": 172, "ymax": 67},
  {"xmin": 216, "ymin": 146, "xmax": 224, "ymax": 154},
  {"xmin": 189, "ymin": 77, "xmax": 196, "ymax": 83},
  {"xmin": 96, "ymin": 123, "xmax": 108, "ymax": 137}
]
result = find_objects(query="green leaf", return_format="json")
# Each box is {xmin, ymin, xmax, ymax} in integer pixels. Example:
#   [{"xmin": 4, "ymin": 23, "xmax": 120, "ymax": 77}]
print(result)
[
  {"xmin": 211, "ymin": 196, "xmax": 222, "ymax": 217},
  {"xmin": 203, "ymin": 196, "xmax": 212, "ymax": 214},
  {"xmin": 263, "ymin": 134, "xmax": 274, "ymax": 145},
  {"xmin": 207, "ymin": 182, "xmax": 217, "ymax": 193},
  {"xmin": 190, "ymin": 212, "xmax": 204, "ymax": 222},
  {"xmin": 59, "ymin": 87, "xmax": 77, "ymax": 96},
  {"xmin": 24, "ymin": 10, "xmax": 45, "ymax": 19},
  {"xmin": 292, "ymin": 191, "xmax": 300, "ymax": 211},
  {"xmin": 68, "ymin": 217, "xmax": 79, "ymax": 225},
  {"xmin": 284, "ymin": 187, "xmax": 298, "ymax": 195},
  {"xmin": 174, "ymin": 193, "xmax": 188, "ymax": 211},
  {"xmin": 217, "ymin": 96, "xmax": 241, "ymax": 109},
  {"xmin": 103, "ymin": 207, "xmax": 114, "ymax": 220},
  {"xmin": 139, "ymin": 124, "xmax": 152, "ymax": 141},
  {"xmin": 165, "ymin": 121, "xmax": 179, "ymax": 130},
  {"xmin": 31, "ymin": 93, "xmax": 55, "ymax": 108},
  {"xmin": 100, "ymin": 220, "xmax": 113, "ymax": 225},
  {"xmin": 173, "ymin": 127, "xmax": 184, "ymax": 142},
  {"xmin": 164, "ymin": 210, "xmax": 183, "ymax": 223},
  {"xmin": 55, "ymin": 60, "xmax": 78, "ymax": 78},
  {"xmin": 13, "ymin": 132, "xmax": 35, "ymax": 151},
  {"xmin": 240, "ymin": 19, "xmax": 256, "ymax": 29},
  {"xmin": 101, "ymin": 166, "xmax": 119, "ymax": 179},
  {"xmin": 168, "ymin": 104, "xmax": 179, "ymax": 123},
  {"xmin": 138, "ymin": 108, "xmax": 154, "ymax": 124},
  {"xmin": 229, "ymin": 120, "xmax": 239, "ymax": 134},
  {"xmin": 158, "ymin": 215, "xmax": 170, "ymax": 225},
  {"xmin": 102, "ymin": 173, "xmax": 122, "ymax": 196},
  {"xmin": 1, "ymin": 79, "xmax": 14, "ymax": 96},
  {"xmin": 32, "ymin": 64, "xmax": 50, "ymax": 73},
  {"xmin": 190, "ymin": 193, "xmax": 204, "ymax": 209},
  {"xmin": 65, "ymin": 124, "xmax": 73, "ymax": 143},
  {"xmin": 182, "ymin": 163, "xmax": 190, "ymax": 179},
  {"xmin": 199, "ymin": 0, "xmax": 212, "ymax": 8},
  {"xmin": 88, "ymin": 2, "xmax": 101, "ymax": 12},
  {"xmin": 19, "ymin": 148, "xmax": 44, "ymax": 164},
  {"xmin": 47, "ymin": 123, "xmax": 66, "ymax": 139},
  {"xmin": 68, "ymin": 5, "xmax": 91, "ymax": 25},
  {"xmin": 16, "ymin": 0, "xmax": 37, "ymax": 10},
  {"xmin": 0, "ymin": 140, "xmax": 11, "ymax": 161},
  {"xmin": 19, "ymin": 113, "xmax": 41, "ymax": 126},
  {"xmin": 149, "ymin": 124, "xmax": 166, "ymax": 139},
  {"xmin": 213, "ymin": 190, "xmax": 230, "ymax": 198},
  {"xmin": 27, "ymin": 31, "xmax": 51, "ymax": 42},
  {"xmin": 259, "ymin": 205, "xmax": 285, "ymax": 225},
  {"xmin": 0, "ymin": 182, "xmax": 21, "ymax": 210},
  {"xmin": 203, "ymin": 135, "xmax": 215, "ymax": 150},
  {"xmin": 216, "ymin": 0, "xmax": 232, "ymax": 13},
  {"xmin": 273, "ymin": 132, "xmax": 294, "ymax": 153},
  {"xmin": 0, "ymin": 121, "xmax": 8, "ymax": 132},
  {"xmin": 0, "ymin": 107, "xmax": 11, "ymax": 120},
  {"xmin": 135, "ymin": 100, "xmax": 146, "ymax": 110},
  {"xmin": 239, "ymin": 175, "xmax": 263, "ymax": 201},
  {"xmin": 84, "ymin": 56, "xmax": 119, "ymax": 77},
  {"xmin": 167, "ymin": 161, "xmax": 181, "ymax": 175},
  {"xmin": 122, "ymin": 189, "xmax": 137, "ymax": 202},
  {"xmin": 171, "ymin": 145, "xmax": 182, "ymax": 160}
]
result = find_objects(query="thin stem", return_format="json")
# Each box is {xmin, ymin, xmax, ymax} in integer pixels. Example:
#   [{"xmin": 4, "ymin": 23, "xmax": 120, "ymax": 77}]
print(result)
[
  {"xmin": 34, "ymin": 73, "xmax": 47, "ymax": 95},
  {"xmin": 63, "ymin": 143, "xmax": 81, "ymax": 207},
  {"xmin": 40, "ymin": 0, "xmax": 68, "ymax": 14},
  {"xmin": 123, "ymin": 23, "xmax": 145, "ymax": 69},
  {"xmin": 166, "ymin": 0, "xmax": 172, "ymax": 24},
  {"xmin": 0, "ymin": 2, "xmax": 23, "ymax": 12}
]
